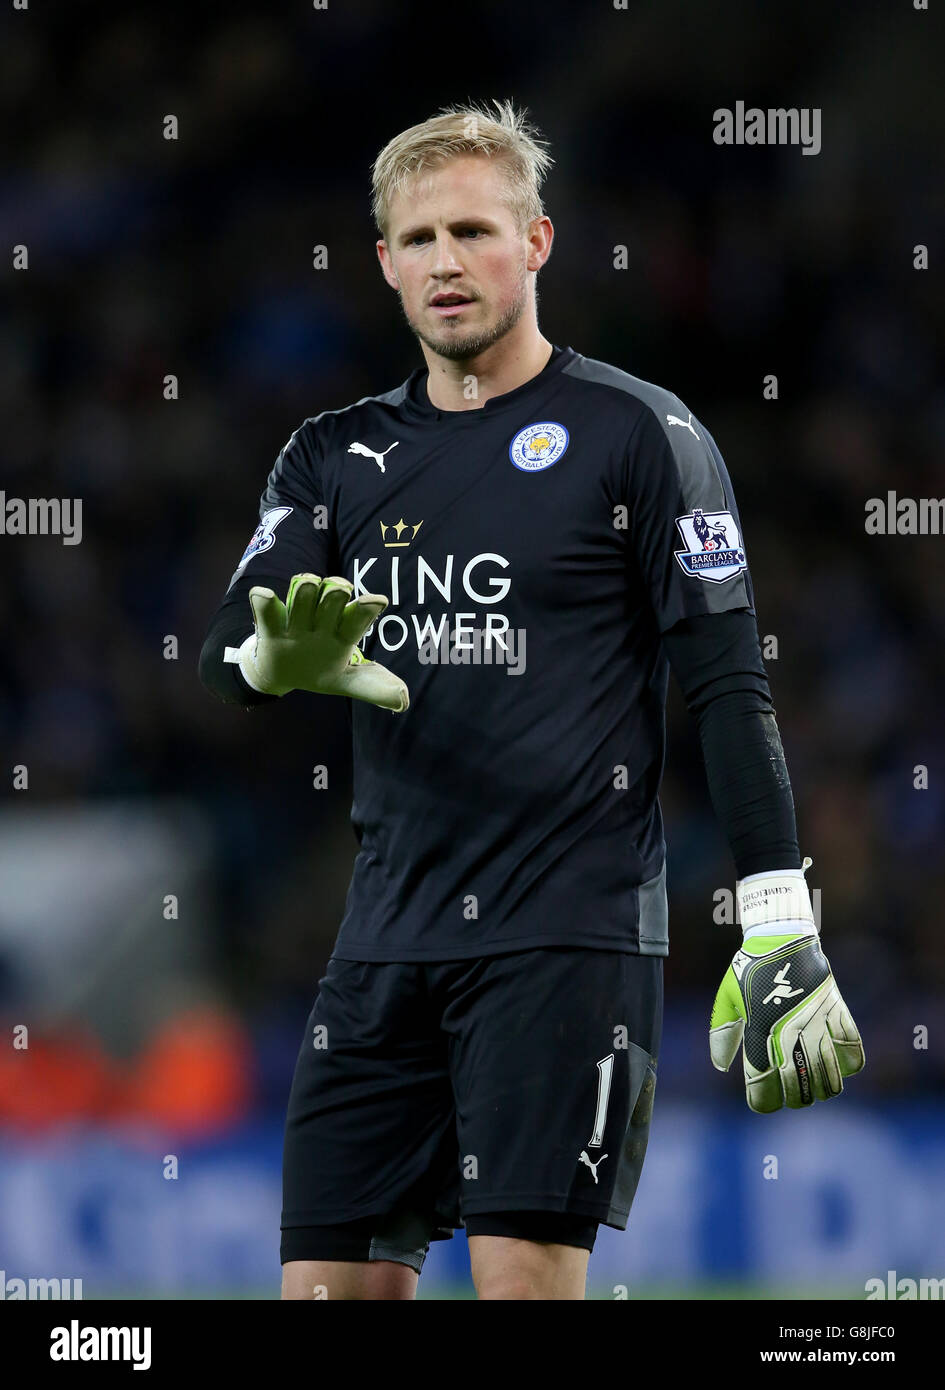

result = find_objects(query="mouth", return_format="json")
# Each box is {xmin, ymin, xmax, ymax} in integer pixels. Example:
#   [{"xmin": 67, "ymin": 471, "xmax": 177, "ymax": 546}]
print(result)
[{"xmin": 430, "ymin": 293, "xmax": 476, "ymax": 317}]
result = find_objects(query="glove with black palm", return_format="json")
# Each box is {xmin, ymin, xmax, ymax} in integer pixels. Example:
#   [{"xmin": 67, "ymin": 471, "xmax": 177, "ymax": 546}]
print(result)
[{"xmin": 709, "ymin": 860, "xmax": 865, "ymax": 1112}]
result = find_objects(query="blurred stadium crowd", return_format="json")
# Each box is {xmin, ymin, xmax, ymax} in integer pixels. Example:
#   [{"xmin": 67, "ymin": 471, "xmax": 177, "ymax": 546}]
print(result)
[{"xmin": 1, "ymin": 0, "xmax": 942, "ymax": 1140}]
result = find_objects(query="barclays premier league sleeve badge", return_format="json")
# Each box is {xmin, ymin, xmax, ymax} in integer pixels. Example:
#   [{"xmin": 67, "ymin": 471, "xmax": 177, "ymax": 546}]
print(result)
[
  {"xmin": 673, "ymin": 508, "xmax": 748, "ymax": 583},
  {"xmin": 237, "ymin": 506, "xmax": 292, "ymax": 571}
]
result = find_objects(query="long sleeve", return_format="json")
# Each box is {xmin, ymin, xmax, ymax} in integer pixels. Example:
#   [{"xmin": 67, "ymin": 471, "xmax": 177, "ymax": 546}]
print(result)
[
  {"xmin": 662, "ymin": 608, "xmax": 801, "ymax": 878},
  {"xmin": 198, "ymin": 416, "xmax": 337, "ymax": 708},
  {"xmin": 198, "ymin": 570, "xmax": 283, "ymax": 708}
]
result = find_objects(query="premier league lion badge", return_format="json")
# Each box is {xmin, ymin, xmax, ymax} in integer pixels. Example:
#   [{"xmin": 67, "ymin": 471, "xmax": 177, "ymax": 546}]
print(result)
[{"xmin": 673, "ymin": 508, "xmax": 747, "ymax": 583}]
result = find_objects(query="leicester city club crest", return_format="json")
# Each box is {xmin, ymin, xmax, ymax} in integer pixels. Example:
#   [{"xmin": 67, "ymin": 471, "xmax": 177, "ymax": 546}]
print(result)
[
  {"xmin": 674, "ymin": 508, "xmax": 748, "ymax": 583},
  {"xmin": 509, "ymin": 422, "xmax": 569, "ymax": 472}
]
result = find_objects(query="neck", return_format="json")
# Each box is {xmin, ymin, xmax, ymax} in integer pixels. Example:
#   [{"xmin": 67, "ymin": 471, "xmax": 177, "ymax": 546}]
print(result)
[{"xmin": 422, "ymin": 324, "xmax": 553, "ymax": 412}]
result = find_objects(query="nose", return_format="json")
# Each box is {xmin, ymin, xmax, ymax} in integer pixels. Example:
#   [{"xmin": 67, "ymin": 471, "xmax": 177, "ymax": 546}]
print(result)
[{"xmin": 429, "ymin": 232, "xmax": 465, "ymax": 279}]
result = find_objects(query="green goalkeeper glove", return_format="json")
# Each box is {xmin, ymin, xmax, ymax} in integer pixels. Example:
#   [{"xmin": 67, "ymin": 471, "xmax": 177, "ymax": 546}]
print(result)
[
  {"xmin": 234, "ymin": 573, "xmax": 409, "ymax": 712},
  {"xmin": 709, "ymin": 859, "xmax": 865, "ymax": 1112}
]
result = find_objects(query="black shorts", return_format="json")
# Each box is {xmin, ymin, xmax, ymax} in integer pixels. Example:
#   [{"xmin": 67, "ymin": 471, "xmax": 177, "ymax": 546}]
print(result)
[{"xmin": 281, "ymin": 947, "xmax": 662, "ymax": 1273}]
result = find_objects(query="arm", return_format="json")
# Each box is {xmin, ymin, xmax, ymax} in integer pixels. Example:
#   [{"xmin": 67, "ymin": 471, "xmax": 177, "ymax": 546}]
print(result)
[
  {"xmin": 199, "ymin": 568, "xmax": 408, "ymax": 712},
  {"xmin": 199, "ymin": 570, "xmax": 282, "ymax": 708},
  {"xmin": 668, "ymin": 610, "xmax": 864, "ymax": 1110},
  {"xmin": 198, "ymin": 420, "xmax": 330, "ymax": 706},
  {"xmin": 624, "ymin": 399, "xmax": 864, "ymax": 1109},
  {"xmin": 198, "ymin": 421, "xmax": 408, "ymax": 713},
  {"xmin": 662, "ymin": 608, "xmax": 801, "ymax": 880}
]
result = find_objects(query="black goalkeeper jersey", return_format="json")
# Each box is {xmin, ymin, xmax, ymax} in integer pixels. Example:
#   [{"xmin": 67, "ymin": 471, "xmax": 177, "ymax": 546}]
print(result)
[{"xmin": 218, "ymin": 345, "xmax": 755, "ymax": 961}]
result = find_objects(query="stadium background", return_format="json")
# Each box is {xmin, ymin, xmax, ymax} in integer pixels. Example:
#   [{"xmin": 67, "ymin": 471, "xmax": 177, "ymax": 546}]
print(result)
[{"xmin": 1, "ymin": 0, "xmax": 942, "ymax": 1298}]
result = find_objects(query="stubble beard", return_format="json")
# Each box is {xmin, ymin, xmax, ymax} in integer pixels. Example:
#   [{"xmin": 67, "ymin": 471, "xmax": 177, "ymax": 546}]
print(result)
[{"xmin": 403, "ymin": 264, "xmax": 531, "ymax": 363}]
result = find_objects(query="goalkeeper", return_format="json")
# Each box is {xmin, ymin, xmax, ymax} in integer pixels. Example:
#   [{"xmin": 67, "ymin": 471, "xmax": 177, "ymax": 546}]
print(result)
[{"xmin": 198, "ymin": 99, "xmax": 863, "ymax": 1303}]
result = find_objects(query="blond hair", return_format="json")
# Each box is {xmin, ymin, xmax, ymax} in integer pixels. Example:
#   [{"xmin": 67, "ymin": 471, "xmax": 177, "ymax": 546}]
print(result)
[{"xmin": 371, "ymin": 99, "xmax": 554, "ymax": 240}]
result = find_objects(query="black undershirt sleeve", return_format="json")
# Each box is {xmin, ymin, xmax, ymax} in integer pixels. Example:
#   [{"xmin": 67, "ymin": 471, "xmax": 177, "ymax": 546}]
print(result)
[
  {"xmin": 197, "ymin": 572, "xmax": 285, "ymax": 709},
  {"xmin": 661, "ymin": 608, "xmax": 801, "ymax": 879}
]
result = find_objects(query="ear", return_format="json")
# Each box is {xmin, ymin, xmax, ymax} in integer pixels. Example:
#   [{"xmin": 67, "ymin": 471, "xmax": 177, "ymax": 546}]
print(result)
[
  {"xmin": 376, "ymin": 240, "xmax": 400, "ymax": 291},
  {"xmin": 525, "ymin": 215, "xmax": 554, "ymax": 273}
]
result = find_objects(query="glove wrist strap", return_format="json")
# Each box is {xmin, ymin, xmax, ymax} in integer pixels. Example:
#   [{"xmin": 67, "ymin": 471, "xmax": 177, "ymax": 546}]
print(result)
[
  {"xmin": 736, "ymin": 856, "xmax": 817, "ymax": 938},
  {"xmin": 234, "ymin": 634, "xmax": 276, "ymax": 695}
]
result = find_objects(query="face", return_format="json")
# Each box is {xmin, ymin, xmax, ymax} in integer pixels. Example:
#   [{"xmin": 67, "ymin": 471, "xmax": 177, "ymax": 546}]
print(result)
[{"xmin": 377, "ymin": 154, "xmax": 552, "ymax": 362}]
